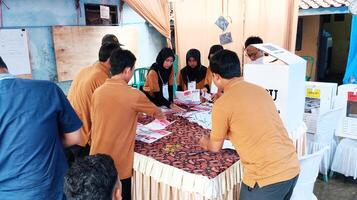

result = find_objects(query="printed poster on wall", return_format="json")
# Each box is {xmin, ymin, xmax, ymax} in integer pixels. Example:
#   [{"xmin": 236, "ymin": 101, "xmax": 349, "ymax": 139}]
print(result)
[
  {"xmin": 342, "ymin": 92, "xmax": 357, "ymax": 138},
  {"xmin": 304, "ymin": 88, "xmax": 321, "ymax": 133}
]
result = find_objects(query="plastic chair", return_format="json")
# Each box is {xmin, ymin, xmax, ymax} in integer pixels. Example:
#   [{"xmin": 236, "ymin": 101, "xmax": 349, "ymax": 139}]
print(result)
[
  {"xmin": 307, "ymin": 107, "xmax": 343, "ymax": 182},
  {"xmin": 330, "ymin": 138, "xmax": 357, "ymax": 179},
  {"xmin": 301, "ymin": 56, "xmax": 315, "ymax": 81},
  {"xmin": 132, "ymin": 67, "xmax": 149, "ymax": 90},
  {"xmin": 290, "ymin": 147, "xmax": 329, "ymax": 200}
]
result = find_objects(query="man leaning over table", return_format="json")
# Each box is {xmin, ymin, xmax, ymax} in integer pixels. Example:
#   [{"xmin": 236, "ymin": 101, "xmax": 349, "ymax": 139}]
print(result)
[
  {"xmin": 199, "ymin": 50, "xmax": 300, "ymax": 200},
  {"xmin": 90, "ymin": 49, "xmax": 165, "ymax": 200}
]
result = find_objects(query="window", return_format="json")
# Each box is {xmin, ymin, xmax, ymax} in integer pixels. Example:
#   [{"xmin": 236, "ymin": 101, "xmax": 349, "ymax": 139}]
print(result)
[{"xmin": 84, "ymin": 4, "xmax": 118, "ymax": 25}]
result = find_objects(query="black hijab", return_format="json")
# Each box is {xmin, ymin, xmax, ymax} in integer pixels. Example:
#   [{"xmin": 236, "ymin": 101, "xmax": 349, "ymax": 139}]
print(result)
[
  {"xmin": 150, "ymin": 47, "xmax": 175, "ymax": 84},
  {"xmin": 181, "ymin": 49, "xmax": 207, "ymax": 85}
]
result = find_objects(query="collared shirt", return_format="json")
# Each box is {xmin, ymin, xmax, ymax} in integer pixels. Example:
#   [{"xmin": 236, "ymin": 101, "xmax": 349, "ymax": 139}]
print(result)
[
  {"xmin": 211, "ymin": 78, "xmax": 300, "ymax": 188},
  {"xmin": 67, "ymin": 61, "xmax": 109, "ymax": 146},
  {"xmin": 90, "ymin": 78, "xmax": 161, "ymax": 179},
  {"xmin": 0, "ymin": 77, "xmax": 82, "ymax": 200},
  {"xmin": 0, "ymin": 73, "xmax": 15, "ymax": 80}
]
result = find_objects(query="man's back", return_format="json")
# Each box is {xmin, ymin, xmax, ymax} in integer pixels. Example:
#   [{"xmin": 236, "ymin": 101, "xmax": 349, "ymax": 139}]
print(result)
[
  {"xmin": 0, "ymin": 78, "xmax": 81, "ymax": 200},
  {"xmin": 213, "ymin": 79, "xmax": 299, "ymax": 187},
  {"xmin": 67, "ymin": 62, "xmax": 108, "ymax": 146}
]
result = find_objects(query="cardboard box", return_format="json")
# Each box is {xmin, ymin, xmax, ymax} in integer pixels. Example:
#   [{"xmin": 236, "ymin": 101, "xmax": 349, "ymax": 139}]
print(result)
[
  {"xmin": 244, "ymin": 43, "xmax": 306, "ymax": 134},
  {"xmin": 304, "ymin": 81, "xmax": 337, "ymax": 133}
]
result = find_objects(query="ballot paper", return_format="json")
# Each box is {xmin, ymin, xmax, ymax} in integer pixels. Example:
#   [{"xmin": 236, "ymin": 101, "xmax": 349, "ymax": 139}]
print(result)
[
  {"xmin": 222, "ymin": 140, "xmax": 235, "ymax": 150},
  {"xmin": 136, "ymin": 124, "xmax": 172, "ymax": 144},
  {"xmin": 202, "ymin": 92, "xmax": 212, "ymax": 102},
  {"xmin": 191, "ymin": 104, "xmax": 212, "ymax": 112},
  {"xmin": 183, "ymin": 111, "xmax": 212, "ymax": 130},
  {"xmin": 176, "ymin": 89, "xmax": 201, "ymax": 103},
  {"xmin": 144, "ymin": 119, "xmax": 174, "ymax": 130}
]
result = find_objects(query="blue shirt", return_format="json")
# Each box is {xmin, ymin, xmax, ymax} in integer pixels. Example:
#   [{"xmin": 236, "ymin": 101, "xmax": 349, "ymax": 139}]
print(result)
[{"xmin": 0, "ymin": 75, "xmax": 82, "ymax": 200}]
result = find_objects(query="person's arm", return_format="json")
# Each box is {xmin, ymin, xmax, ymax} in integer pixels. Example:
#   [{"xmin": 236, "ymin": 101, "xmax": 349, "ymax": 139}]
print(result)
[
  {"xmin": 62, "ymin": 130, "xmax": 81, "ymax": 148},
  {"xmin": 134, "ymin": 92, "xmax": 166, "ymax": 120},
  {"xmin": 55, "ymin": 85, "xmax": 83, "ymax": 147},
  {"xmin": 199, "ymin": 104, "xmax": 228, "ymax": 152}
]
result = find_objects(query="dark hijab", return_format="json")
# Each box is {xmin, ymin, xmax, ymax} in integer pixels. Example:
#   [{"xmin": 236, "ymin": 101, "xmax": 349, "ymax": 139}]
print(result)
[
  {"xmin": 150, "ymin": 47, "xmax": 175, "ymax": 84},
  {"xmin": 181, "ymin": 49, "xmax": 207, "ymax": 85}
]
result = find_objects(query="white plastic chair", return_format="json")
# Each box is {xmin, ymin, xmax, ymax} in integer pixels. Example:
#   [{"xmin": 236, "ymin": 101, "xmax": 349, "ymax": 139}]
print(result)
[
  {"xmin": 330, "ymin": 138, "xmax": 357, "ymax": 179},
  {"xmin": 307, "ymin": 107, "xmax": 343, "ymax": 181},
  {"xmin": 290, "ymin": 147, "xmax": 329, "ymax": 200}
]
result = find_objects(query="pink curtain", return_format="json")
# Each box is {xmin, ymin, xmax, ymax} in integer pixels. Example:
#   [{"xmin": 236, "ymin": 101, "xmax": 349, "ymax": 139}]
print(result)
[
  {"xmin": 124, "ymin": 0, "xmax": 172, "ymax": 47},
  {"xmin": 174, "ymin": 0, "xmax": 300, "ymax": 68}
]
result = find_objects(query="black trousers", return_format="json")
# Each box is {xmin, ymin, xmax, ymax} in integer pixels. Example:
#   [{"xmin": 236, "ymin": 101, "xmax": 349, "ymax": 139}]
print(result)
[
  {"xmin": 240, "ymin": 175, "xmax": 299, "ymax": 200},
  {"xmin": 121, "ymin": 177, "xmax": 132, "ymax": 200}
]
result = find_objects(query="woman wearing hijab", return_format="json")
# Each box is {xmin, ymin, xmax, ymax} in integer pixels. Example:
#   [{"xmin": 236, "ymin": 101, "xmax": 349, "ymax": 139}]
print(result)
[
  {"xmin": 177, "ymin": 49, "xmax": 209, "ymax": 92},
  {"xmin": 204, "ymin": 45, "xmax": 224, "ymax": 101},
  {"xmin": 143, "ymin": 47, "xmax": 182, "ymax": 111}
]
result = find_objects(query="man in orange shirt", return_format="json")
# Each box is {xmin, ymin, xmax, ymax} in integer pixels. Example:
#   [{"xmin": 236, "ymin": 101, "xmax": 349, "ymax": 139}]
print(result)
[
  {"xmin": 200, "ymin": 50, "xmax": 300, "ymax": 200},
  {"xmin": 67, "ymin": 40, "xmax": 120, "ymax": 161},
  {"xmin": 90, "ymin": 49, "xmax": 165, "ymax": 200}
]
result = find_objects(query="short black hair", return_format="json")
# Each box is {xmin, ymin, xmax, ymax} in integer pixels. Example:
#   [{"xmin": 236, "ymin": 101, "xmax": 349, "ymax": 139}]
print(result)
[
  {"xmin": 208, "ymin": 45, "xmax": 224, "ymax": 59},
  {"xmin": 244, "ymin": 36, "xmax": 263, "ymax": 48},
  {"xmin": 209, "ymin": 49, "xmax": 241, "ymax": 79},
  {"xmin": 110, "ymin": 49, "xmax": 136, "ymax": 76},
  {"xmin": 98, "ymin": 43, "xmax": 120, "ymax": 62},
  {"xmin": 0, "ymin": 57, "xmax": 8, "ymax": 69},
  {"xmin": 64, "ymin": 154, "xmax": 118, "ymax": 200}
]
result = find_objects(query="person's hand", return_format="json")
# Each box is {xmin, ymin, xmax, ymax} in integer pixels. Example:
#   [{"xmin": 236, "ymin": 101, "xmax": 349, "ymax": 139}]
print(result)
[
  {"xmin": 211, "ymin": 92, "xmax": 222, "ymax": 102},
  {"xmin": 154, "ymin": 111, "xmax": 166, "ymax": 120},
  {"xmin": 200, "ymin": 88, "xmax": 208, "ymax": 94},
  {"xmin": 170, "ymin": 103, "xmax": 185, "ymax": 112},
  {"xmin": 199, "ymin": 135, "xmax": 210, "ymax": 150}
]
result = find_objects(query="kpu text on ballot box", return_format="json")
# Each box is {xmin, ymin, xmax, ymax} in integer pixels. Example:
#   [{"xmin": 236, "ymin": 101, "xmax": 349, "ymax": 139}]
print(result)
[{"xmin": 244, "ymin": 43, "xmax": 307, "ymax": 136}]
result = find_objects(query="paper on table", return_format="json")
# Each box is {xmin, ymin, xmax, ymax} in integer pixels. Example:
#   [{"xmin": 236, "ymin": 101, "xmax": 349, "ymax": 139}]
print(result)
[
  {"xmin": 144, "ymin": 119, "xmax": 174, "ymax": 130},
  {"xmin": 136, "ymin": 124, "xmax": 172, "ymax": 144},
  {"xmin": 176, "ymin": 89, "xmax": 201, "ymax": 103},
  {"xmin": 222, "ymin": 140, "xmax": 235, "ymax": 150}
]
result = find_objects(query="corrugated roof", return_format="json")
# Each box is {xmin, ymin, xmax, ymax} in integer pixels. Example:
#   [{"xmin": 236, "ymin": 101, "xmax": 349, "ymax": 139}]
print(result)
[{"xmin": 299, "ymin": 0, "xmax": 351, "ymax": 9}]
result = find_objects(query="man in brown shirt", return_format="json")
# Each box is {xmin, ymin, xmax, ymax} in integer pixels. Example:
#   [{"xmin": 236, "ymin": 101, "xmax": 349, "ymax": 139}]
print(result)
[
  {"xmin": 200, "ymin": 50, "xmax": 300, "ymax": 200},
  {"xmin": 67, "ymin": 42, "xmax": 120, "ymax": 158},
  {"xmin": 90, "ymin": 49, "xmax": 165, "ymax": 200}
]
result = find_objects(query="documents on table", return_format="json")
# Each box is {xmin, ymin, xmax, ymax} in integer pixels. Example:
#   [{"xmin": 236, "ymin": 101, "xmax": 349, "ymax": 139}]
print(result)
[
  {"xmin": 136, "ymin": 123, "xmax": 172, "ymax": 144},
  {"xmin": 144, "ymin": 119, "xmax": 174, "ymax": 130},
  {"xmin": 176, "ymin": 89, "xmax": 201, "ymax": 103}
]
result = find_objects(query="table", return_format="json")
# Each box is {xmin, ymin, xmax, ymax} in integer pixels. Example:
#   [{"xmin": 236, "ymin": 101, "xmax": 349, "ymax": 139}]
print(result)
[
  {"xmin": 133, "ymin": 114, "xmax": 242, "ymax": 200},
  {"xmin": 133, "ymin": 109, "xmax": 307, "ymax": 199}
]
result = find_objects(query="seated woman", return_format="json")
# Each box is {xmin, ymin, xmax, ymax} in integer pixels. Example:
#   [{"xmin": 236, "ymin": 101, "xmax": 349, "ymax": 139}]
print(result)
[
  {"xmin": 204, "ymin": 44, "xmax": 224, "ymax": 101},
  {"xmin": 177, "ymin": 49, "xmax": 209, "ymax": 92},
  {"xmin": 143, "ymin": 47, "xmax": 182, "ymax": 111}
]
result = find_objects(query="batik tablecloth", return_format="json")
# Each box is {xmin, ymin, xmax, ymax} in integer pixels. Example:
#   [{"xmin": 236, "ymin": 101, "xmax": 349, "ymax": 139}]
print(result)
[{"xmin": 133, "ymin": 114, "xmax": 241, "ymax": 200}]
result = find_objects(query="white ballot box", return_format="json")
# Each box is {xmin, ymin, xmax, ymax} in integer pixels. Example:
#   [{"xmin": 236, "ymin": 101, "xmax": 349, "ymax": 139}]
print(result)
[
  {"xmin": 336, "ymin": 84, "xmax": 357, "ymax": 139},
  {"xmin": 244, "ymin": 43, "xmax": 306, "ymax": 135},
  {"xmin": 304, "ymin": 82, "xmax": 337, "ymax": 133}
]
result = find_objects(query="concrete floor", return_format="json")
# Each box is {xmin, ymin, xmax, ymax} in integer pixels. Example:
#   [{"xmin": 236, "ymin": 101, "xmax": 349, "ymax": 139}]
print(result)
[{"xmin": 314, "ymin": 174, "xmax": 357, "ymax": 200}]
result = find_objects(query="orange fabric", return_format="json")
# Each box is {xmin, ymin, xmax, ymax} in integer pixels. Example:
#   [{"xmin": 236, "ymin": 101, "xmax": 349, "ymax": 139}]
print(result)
[
  {"xmin": 211, "ymin": 78, "xmax": 300, "ymax": 188},
  {"xmin": 143, "ymin": 69, "xmax": 174, "ymax": 96},
  {"xmin": 173, "ymin": 0, "xmax": 299, "ymax": 68},
  {"xmin": 90, "ymin": 78, "xmax": 161, "ymax": 179},
  {"xmin": 204, "ymin": 67, "xmax": 213, "ymax": 88},
  {"xmin": 124, "ymin": 0, "xmax": 171, "ymax": 47},
  {"xmin": 67, "ymin": 61, "xmax": 109, "ymax": 146}
]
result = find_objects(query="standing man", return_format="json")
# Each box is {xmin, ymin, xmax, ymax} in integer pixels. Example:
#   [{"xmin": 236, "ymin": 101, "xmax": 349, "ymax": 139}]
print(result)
[
  {"xmin": 199, "ymin": 50, "xmax": 300, "ymax": 200},
  {"xmin": 67, "ymin": 37, "xmax": 121, "ymax": 159},
  {"xmin": 0, "ymin": 57, "xmax": 82, "ymax": 200},
  {"xmin": 90, "ymin": 49, "xmax": 165, "ymax": 200}
]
